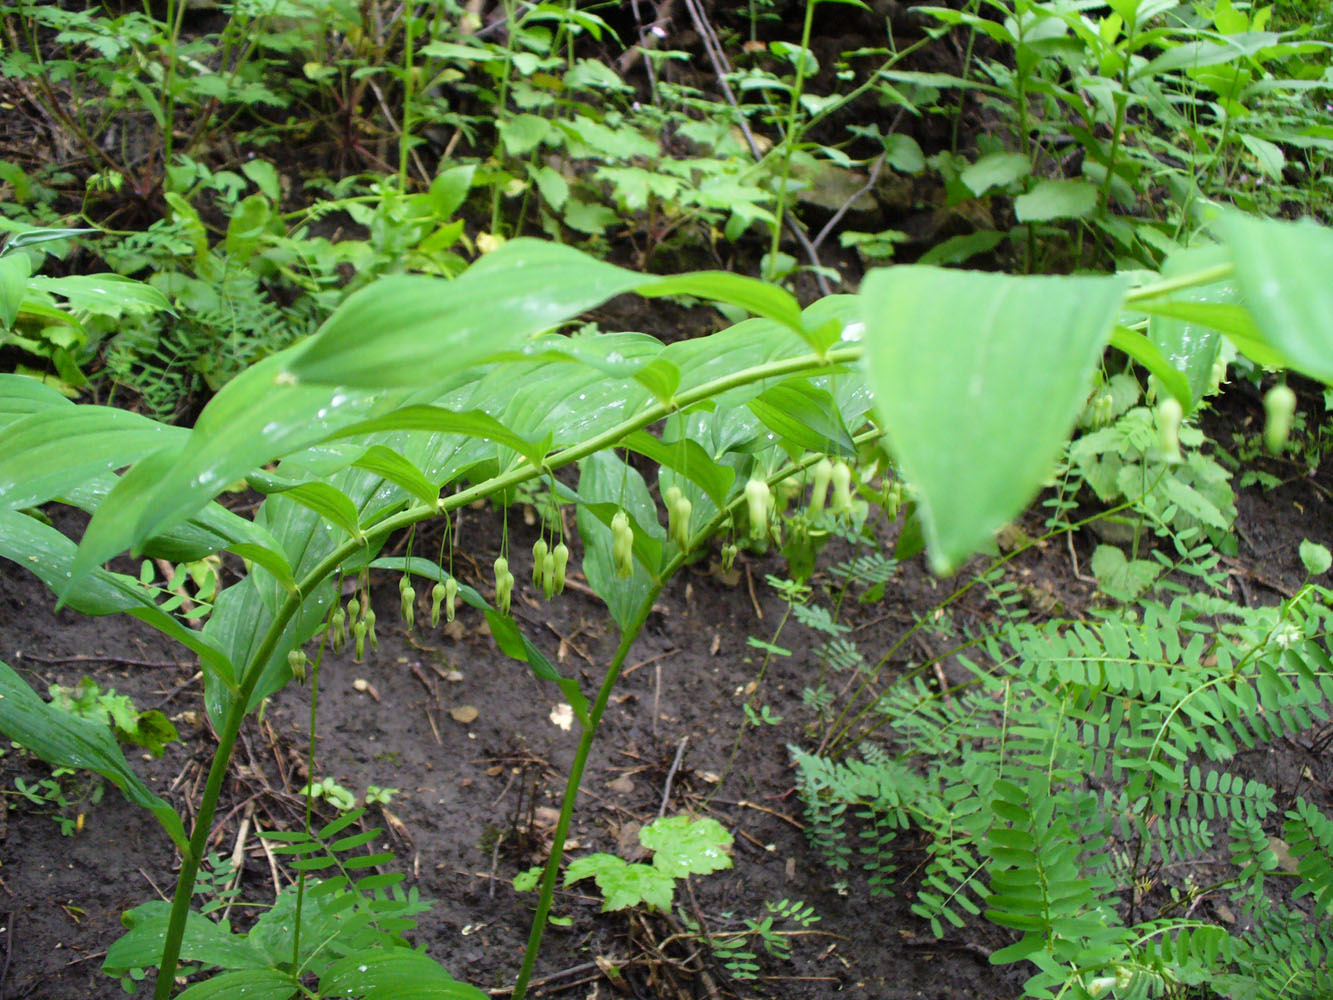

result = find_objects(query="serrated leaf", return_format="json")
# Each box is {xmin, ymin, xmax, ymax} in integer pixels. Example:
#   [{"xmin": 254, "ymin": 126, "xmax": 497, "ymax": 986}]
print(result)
[
  {"xmin": 565, "ymin": 854, "xmax": 676, "ymax": 912},
  {"xmin": 1090, "ymin": 544, "xmax": 1163, "ymax": 601},
  {"xmin": 641, "ymin": 815, "xmax": 733, "ymax": 878},
  {"xmin": 862, "ymin": 266, "xmax": 1128, "ymax": 572}
]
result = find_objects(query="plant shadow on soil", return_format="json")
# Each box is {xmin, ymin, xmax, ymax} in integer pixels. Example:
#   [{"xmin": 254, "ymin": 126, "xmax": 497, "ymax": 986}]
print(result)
[{"xmin": 0, "ymin": 379, "xmax": 1329, "ymax": 1000}]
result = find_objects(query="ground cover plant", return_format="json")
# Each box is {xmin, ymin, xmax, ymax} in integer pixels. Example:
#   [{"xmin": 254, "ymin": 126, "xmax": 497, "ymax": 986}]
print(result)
[{"xmin": 1, "ymin": 1, "xmax": 1332, "ymax": 998}]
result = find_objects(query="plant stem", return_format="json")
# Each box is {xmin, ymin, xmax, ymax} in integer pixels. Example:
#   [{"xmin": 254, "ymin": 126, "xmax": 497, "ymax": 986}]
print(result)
[
  {"xmin": 509, "ymin": 597, "xmax": 655, "ymax": 1000},
  {"xmin": 765, "ymin": 0, "xmax": 818, "ymax": 280}
]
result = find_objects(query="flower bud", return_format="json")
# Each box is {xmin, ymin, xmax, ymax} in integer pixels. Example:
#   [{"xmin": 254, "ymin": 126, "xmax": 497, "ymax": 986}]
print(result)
[
  {"xmin": 744, "ymin": 479, "xmax": 771, "ymax": 540},
  {"xmin": 330, "ymin": 605, "xmax": 346, "ymax": 651},
  {"xmin": 353, "ymin": 619, "xmax": 367, "ymax": 661},
  {"xmin": 611, "ymin": 511, "xmax": 634, "ymax": 578},
  {"xmin": 1264, "ymin": 384, "xmax": 1296, "ymax": 454},
  {"xmin": 430, "ymin": 582, "xmax": 446, "ymax": 627},
  {"xmin": 445, "ymin": 577, "xmax": 458, "ymax": 622},
  {"xmin": 542, "ymin": 551, "xmax": 558, "ymax": 599},
  {"xmin": 830, "ymin": 461, "xmax": 853, "ymax": 516},
  {"xmin": 532, "ymin": 538, "xmax": 549, "ymax": 587},
  {"xmin": 364, "ymin": 607, "xmax": 378, "ymax": 650},
  {"xmin": 809, "ymin": 458, "xmax": 833, "ymax": 517},
  {"xmin": 552, "ymin": 542, "xmax": 569, "ymax": 594},
  {"xmin": 287, "ymin": 649, "xmax": 307, "ymax": 684},
  {"xmin": 400, "ymin": 585, "xmax": 416, "ymax": 630}
]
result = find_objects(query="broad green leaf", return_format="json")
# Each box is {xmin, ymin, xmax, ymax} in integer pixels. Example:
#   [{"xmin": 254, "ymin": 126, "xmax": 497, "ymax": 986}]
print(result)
[
  {"xmin": 1300, "ymin": 540, "xmax": 1331, "ymax": 577},
  {"xmin": 747, "ymin": 380, "xmax": 856, "ymax": 457},
  {"xmin": 28, "ymin": 273, "xmax": 171, "ymax": 318},
  {"xmin": 641, "ymin": 815, "xmax": 733, "ymax": 878},
  {"xmin": 1136, "ymin": 31, "xmax": 1283, "ymax": 78},
  {"xmin": 68, "ymin": 350, "xmax": 389, "ymax": 589},
  {"xmin": 352, "ymin": 445, "xmax": 439, "ymax": 506},
  {"xmin": 176, "ymin": 970, "xmax": 299, "ymax": 1000},
  {"xmin": 498, "ymin": 113, "xmax": 553, "ymax": 155},
  {"xmin": 0, "ymin": 373, "xmax": 71, "ymax": 425},
  {"xmin": 620, "ymin": 430, "xmax": 734, "ymax": 510},
  {"xmin": 0, "ymin": 251, "xmax": 30, "ymax": 327},
  {"xmin": 0, "ymin": 659, "xmax": 186, "ymax": 848},
  {"xmin": 0, "ymin": 406, "xmax": 184, "ymax": 509},
  {"xmin": 1014, "ymin": 179, "xmax": 1098, "ymax": 222},
  {"xmin": 275, "ymin": 482, "xmax": 363, "ymax": 541},
  {"xmin": 320, "ymin": 949, "xmax": 487, "ymax": 1000},
  {"xmin": 326, "ymin": 405, "xmax": 549, "ymax": 468},
  {"xmin": 640, "ymin": 272, "xmax": 804, "ymax": 334},
  {"xmin": 575, "ymin": 452, "xmax": 663, "ymax": 629},
  {"xmin": 0, "ymin": 509, "xmax": 234, "ymax": 689},
  {"xmin": 428, "ymin": 163, "xmax": 475, "ymax": 219},
  {"xmin": 1218, "ymin": 212, "xmax": 1333, "ymax": 384},
  {"xmin": 1108, "ymin": 327, "xmax": 1191, "ymax": 407},
  {"xmin": 285, "ymin": 239, "xmax": 650, "ymax": 388},
  {"xmin": 1142, "ymin": 244, "xmax": 1232, "ymax": 409},
  {"xmin": 103, "ymin": 901, "xmax": 267, "ymax": 976},
  {"xmin": 862, "ymin": 266, "xmax": 1128, "ymax": 573},
  {"xmin": 1136, "ymin": 301, "xmax": 1284, "ymax": 369},
  {"xmin": 959, "ymin": 152, "xmax": 1030, "ymax": 196},
  {"xmin": 917, "ymin": 230, "xmax": 1006, "ymax": 267}
]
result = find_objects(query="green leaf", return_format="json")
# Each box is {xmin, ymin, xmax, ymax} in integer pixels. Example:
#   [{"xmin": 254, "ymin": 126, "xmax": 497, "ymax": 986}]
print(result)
[
  {"xmin": 352, "ymin": 445, "xmax": 440, "ymax": 506},
  {"xmin": 959, "ymin": 152, "xmax": 1030, "ymax": 196},
  {"xmin": 861, "ymin": 266, "xmax": 1128, "ymax": 573},
  {"xmin": 1089, "ymin": 544, "xmax": 1163, "ymax": 601},
  {"xmin": 641, "ymin": 815, "xmax": 733, "ymax": 878},
  {"xmin": 427, "ymin": 164, "xmax": 475, "ymax": 219},
  {"xmin": 574, "ymin": 452, "xmax": 663, "ymax": 629},
  {"xmin": 747, "ymin": 380, "xmax": 855, "ymax": 457},
  {"xmin": 319, "ymin": 949, "xmax": 487, "ymax": 999},
  {"xmin": 565, "ymin": 854, "xmax": 676, "ymax": 912},
  {"xmin": 0, "ymin": 406, "xmax": 185, "ymax": 510},
  {"xmin": 27, "ymin": 273, "xmax": 172, "ymax": 318},
  {"xmin": 1300, "ymin": 539, "xmax": 1331, "ymax": 577},
  {"xmin": 0, "ymin": 373, "xmax": 71, "ymax": 426},
  {"xmin": 1108, "ymin": 327, "xmax": 1191, "ymax": 407},
  {"xmin": 286, "ymin": 240, "xmax": 649, "ymax": 389},
  {"xmin": 0, "ymin": 509, "xmax": 234, "ymax": 690},
  {"xmin": 1218, "ymin": 212, "xmax": 1333, "ymax": 384},
  {"xmin": 176, "ymin": 970, "xmax": 299, "ymax": 1000},
  {"xmin": 0, "ymin": 251, "xmax": 30, "ymax": 328},
  {"xmin": 275, "ymin": 482, "xmax": 362, "ymax": 541},
  {"xmin": 1143, "ymin": 246, "xmax": 1231, "ymax": 409},
  {"xmin": 326, "ymin": 406, "xmax": 549, "ymax": 469},
  {"xmin": 0, "ymin": 658, "xmax": 187, "ymax": 850},
  {"xmin": 620, "ymin": 430, "xmax": 734, "ymax": 510},
  {"xmin": 640, "ymin": 272, "xmax": 804, "ymax": 335},
  {"xmin": 1014, "ymin": 180, "xmax": 1098, "ymax": 222},
  {"xmin": 916, "ymin": 230, "xmax": 1006, "ymax": 267}
]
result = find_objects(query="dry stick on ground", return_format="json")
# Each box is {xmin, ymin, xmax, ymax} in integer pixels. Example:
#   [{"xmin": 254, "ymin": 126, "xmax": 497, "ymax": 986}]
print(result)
[
  {"xmin": 658, "ymin": 736, "xmax": 689, "ymax": 817},
  {"xmin": 679, "ymin": 0, "xmax": 833, "ymax": 295},
  {"xmin": 483, "ymin": 963, "xmax": 602, "ymax": 997}
]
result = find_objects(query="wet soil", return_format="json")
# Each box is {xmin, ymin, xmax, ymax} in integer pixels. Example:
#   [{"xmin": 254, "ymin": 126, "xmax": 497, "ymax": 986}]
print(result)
[{"xmin": 1, "ymin": 380, "xmax": 1330, "ymax": 1000}]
